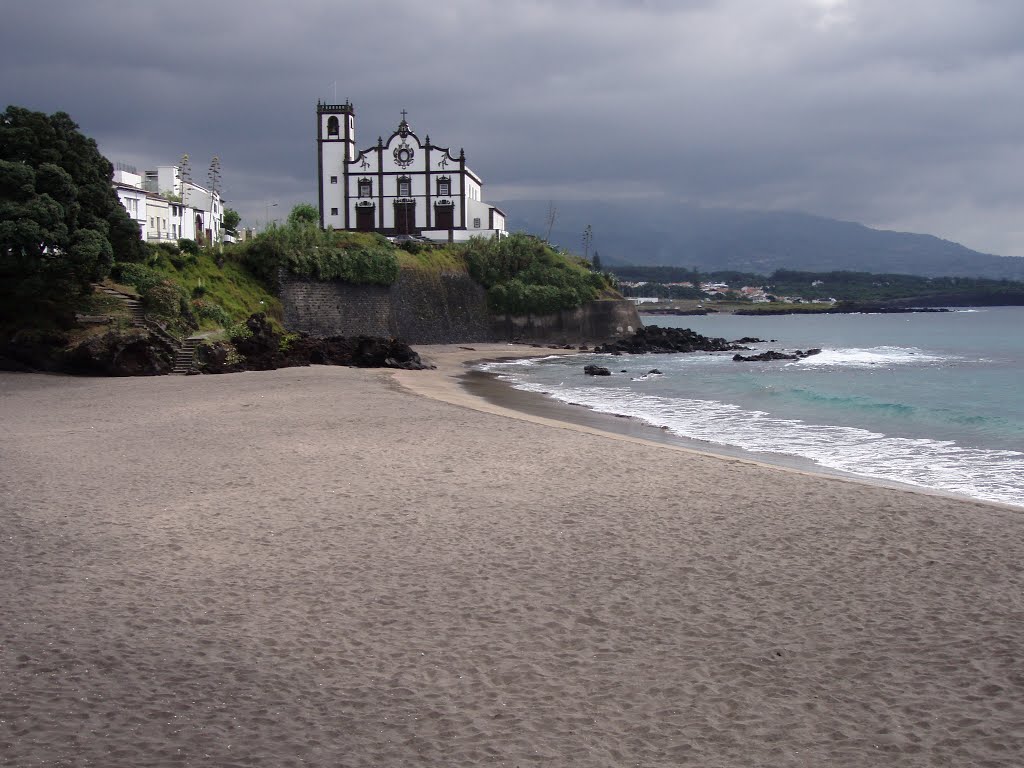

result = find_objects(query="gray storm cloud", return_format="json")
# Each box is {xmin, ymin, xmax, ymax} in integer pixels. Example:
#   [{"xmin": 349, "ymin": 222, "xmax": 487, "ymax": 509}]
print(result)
[{"xmin": 2, "ymin": 0, "xmax": 1022, "ymax": 254}]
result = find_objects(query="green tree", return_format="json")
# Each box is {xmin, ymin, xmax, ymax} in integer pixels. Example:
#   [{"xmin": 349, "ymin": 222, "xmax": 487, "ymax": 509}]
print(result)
[
  {"xmin": 592, "ymin": 250, "xmax": 602, "ymax": 272},
  {"xmin": 223, "ymin": 208, "xmax": 241, "ymax": 232},
  {"xmin": 287, "ymin": 202, "xmax": 319, "ymax": 228},
  {"xmin": 0, "ymin": 105, "xmax": 142, "ymax": 315}
]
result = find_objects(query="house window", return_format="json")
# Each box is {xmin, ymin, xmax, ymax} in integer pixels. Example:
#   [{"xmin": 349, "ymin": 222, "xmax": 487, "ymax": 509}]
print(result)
[
  {"xmin": 150, "ymin": 217, "xmax": 155, "ymax": 228},
  {"xmin": 436, "ymin": 177, "xmax": 450, "ymax": 197},
  {"xmin": 358, "ymin": 178, "xmax": 372, "ymax": 197},
  {"xmin": 327, "ymin": 116, "xmax": 339, "ymax": 137},
  {"xmin": 330, "ymin": 207, "xmax": 339, "ymax": 216},
  {"xmin": 473, "ymin": 218, "xmax": 481, "ymax": 228},
  {"xmin": 398, "ymin": 177, "xmax": 411, "ymax": 197},
  {"xmin": 330, "ymin": 175, "xmax": 338, "ymax": 184}
]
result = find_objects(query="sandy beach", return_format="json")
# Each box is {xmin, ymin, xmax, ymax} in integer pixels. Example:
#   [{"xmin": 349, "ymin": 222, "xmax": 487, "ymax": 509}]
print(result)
[{"xmin": 2, "ymin": 345, "xmax": 1022, "ymax": 767}]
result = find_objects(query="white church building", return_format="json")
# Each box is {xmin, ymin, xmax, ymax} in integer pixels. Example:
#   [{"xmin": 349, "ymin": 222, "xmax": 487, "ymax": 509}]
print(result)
[{"xmin": 317, "ymin": 101, "xmax": 506, "ymax": 242}]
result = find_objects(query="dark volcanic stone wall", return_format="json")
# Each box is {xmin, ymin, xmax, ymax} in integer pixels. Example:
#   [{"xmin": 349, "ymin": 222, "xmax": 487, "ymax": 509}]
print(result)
[
  {"xmin": 281, "ymin": 276, "xmax": 393, "ymax": 338},
  {"xmin": 281, "ymin": 270, "xmax": 642, "ymax": 344},
  {"xmin": 390, "ymin": 271, "xmax": 493, "ymax": 344},
  {"xmin": 491, "ymin": 300, "xmax": 641, "ymax": 343}
]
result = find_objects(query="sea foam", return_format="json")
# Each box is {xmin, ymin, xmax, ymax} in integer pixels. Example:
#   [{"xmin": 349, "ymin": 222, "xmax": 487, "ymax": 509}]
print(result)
[
  {"xmin": 790, "ymin": 346, "xmax": 953, "ymax": 368},
  {"xmin": 494, "ymin": 376, "xmax": 1024, "ymax": 508}
]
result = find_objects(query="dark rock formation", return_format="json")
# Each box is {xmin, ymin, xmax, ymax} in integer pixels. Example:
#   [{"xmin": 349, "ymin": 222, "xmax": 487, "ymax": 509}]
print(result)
[
  {"xmin": 584, "ymin": 365, "xmax": 612, "ymax": 376},
  {"xmin": 595, "ymin": 325, "xmax": 739, "ymax": 354},
  {"xmin": 198, "ymin": 313, "xmax": 432, "ymax": 374},
  {"xmin": 63, "ymin": 329, "xmax": 174, "ymax": 376},
  {"xmin": 733, "ymin": 348, "xmax": 822, "ymax": 362},
  {"xmin": 0, "ymin": 329, "xmax": 71, "ymax": 373}
]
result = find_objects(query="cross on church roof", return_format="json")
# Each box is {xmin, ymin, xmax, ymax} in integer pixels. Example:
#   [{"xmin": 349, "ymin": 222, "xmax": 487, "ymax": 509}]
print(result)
[{"xmin": 401, "ymin": 109, "xmax": 408, "ymax": 122}]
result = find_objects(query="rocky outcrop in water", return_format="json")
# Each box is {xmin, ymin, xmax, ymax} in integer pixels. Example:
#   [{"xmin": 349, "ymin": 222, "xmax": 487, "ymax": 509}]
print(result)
[
  {"xmin": 584, "ymin": 364, "xmax": 612, "ymax": 376},
  {"xmin": 594, "ymin": 325, "xmax": 741, "ymax": 354},
  {"xmin": 732, "ymin": 348, "xmax": 822, "ymax": 362}
]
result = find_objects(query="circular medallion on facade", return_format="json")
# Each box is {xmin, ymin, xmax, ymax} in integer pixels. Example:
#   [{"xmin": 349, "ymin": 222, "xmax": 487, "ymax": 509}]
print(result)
[{"xmin": 393, "ymin": 143, "xmax": 415, "ymax": 168}]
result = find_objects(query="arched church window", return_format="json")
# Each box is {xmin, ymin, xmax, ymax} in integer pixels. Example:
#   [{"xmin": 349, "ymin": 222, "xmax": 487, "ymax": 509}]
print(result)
[{"xmin": 327, "ymin": 116, "xmax": 339, "ymax": 137}]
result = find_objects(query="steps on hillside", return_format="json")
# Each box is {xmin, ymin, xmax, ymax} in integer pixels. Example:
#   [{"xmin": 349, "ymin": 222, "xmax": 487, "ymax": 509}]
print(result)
[
  {"xmin": 171, "ymin": 337, "xmax": 202, "ymax": 375},
  {"xmin": 93, "ymin": 283, "xmax": 199, "ymax": 376}
]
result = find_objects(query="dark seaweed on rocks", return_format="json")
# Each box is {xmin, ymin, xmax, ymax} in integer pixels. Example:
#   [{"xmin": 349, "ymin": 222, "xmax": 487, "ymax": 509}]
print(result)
[{"xmin": 594, "ymin": 325, "xmax": 741, "ymax": 354}]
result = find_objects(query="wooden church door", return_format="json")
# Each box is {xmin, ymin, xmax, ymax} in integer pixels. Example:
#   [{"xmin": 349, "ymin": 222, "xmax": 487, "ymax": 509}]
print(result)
[{"xmin": 394, "ymin": 201, "xmax": 416, "ymax": 234}]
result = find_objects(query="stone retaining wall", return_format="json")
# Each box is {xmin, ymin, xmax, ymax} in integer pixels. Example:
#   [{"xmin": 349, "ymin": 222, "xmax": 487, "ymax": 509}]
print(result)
[{"xmin": 281, "ymin": 269, "xmax": 642, "ymax": 344}]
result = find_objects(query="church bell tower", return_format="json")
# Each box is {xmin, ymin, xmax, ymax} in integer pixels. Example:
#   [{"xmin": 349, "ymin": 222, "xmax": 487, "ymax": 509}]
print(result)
[{"xmin": 317, "ymin": 100, "xmax": 355, "ymax": 228}]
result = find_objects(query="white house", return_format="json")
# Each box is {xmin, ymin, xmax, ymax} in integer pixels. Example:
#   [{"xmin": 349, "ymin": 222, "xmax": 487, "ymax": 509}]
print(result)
[
  {"xmin": 113, "ymin": 164, "xmax": 150, "ymax": 239},
  {"xmin": 113, "ymin": 162, "xmax": 224, "ymax": 246},
  {"xmin": 317, "ymin": 101, "xmax": 506, "ymax": 242}
]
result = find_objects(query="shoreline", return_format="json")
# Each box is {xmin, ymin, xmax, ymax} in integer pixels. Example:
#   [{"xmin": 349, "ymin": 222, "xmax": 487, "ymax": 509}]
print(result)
[{"xmin": 395, "ymin": 343, "xmax": 1023, "ymax": 513}]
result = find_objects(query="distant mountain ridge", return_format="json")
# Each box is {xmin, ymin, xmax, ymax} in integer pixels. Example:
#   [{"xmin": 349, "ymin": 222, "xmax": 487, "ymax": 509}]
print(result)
[{"xmin": 494, "ymin": 199, "xmax": 1024, "ymax": 280}]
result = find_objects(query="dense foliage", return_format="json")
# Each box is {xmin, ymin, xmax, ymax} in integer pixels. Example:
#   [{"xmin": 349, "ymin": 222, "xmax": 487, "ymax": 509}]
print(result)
[
  {"xmin": 240, "ymin": 210, "xmax": 399, "ymax": 286},
  {"xmin": 461, "ymin": 233, "xmax": 610, "ymax": 315},
  {"xmin": 0, "ymin": 106, "xmax": 144, "ymax": 319}
]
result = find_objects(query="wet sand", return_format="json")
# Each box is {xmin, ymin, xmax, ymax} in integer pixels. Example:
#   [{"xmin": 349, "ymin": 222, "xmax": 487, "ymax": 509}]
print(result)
[{"xmin": 2, "ymin": 348, "xmax": 1023, "ymax": 766}]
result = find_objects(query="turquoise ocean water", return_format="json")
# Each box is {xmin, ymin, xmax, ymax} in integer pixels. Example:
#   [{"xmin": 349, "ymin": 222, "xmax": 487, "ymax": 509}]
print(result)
[{"xmin": 480, "ymin": 308, "xmax": 1024, "ymax": 508}]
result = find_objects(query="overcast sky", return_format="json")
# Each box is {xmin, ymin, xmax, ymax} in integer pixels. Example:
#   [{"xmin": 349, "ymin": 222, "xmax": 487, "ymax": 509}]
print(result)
[{"xmin": 3, "ymin": 0, "xmax": 1023, "ymax": 256}]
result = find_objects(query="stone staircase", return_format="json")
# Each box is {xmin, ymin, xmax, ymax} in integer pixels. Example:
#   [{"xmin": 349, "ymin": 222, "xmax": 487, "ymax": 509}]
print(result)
[
  {"xmin": 93, "ymin": 284, "xmax": 202, "ymax": 375},
  {"xmin": 171, "ymin": 337, "xmax": 202, "ymax": 375}
]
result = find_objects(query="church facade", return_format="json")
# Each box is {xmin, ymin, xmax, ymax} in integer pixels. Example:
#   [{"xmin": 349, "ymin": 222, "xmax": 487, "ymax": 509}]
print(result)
[{"xmin": 317, "ymin": 101, "xmax": 506, "ymax": 242}]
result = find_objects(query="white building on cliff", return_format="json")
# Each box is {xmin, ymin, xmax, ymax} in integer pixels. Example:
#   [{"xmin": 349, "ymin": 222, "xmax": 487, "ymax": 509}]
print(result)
[
  {"xmin": 112, "ymin": 162, "xmax": 224, "ymax": 245},
  {"xmin": 317, "ymin": 102, "xmax": 506, "ymax": 242}
]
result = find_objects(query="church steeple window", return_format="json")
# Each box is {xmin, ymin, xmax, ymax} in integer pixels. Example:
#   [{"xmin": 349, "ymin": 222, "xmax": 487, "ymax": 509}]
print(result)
[{"xmin": 327, "ymin": 116, "xmax": 339, "ymax": 137}]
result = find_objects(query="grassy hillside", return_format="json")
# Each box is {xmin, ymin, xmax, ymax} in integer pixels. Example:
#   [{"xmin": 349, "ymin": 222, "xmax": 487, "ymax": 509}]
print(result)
[
  {"xmin": 5, "ymin": 221, "xmax": 620, "ymax": 366},
  {"xmin": 109, "ymin": 242, "xmax": 282, "ymax": 337}
]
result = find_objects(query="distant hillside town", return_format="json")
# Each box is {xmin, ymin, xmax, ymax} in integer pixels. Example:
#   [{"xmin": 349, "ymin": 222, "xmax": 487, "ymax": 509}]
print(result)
[
  {"xmin": 112, "ymin": 160, "xmax": 227, "ymax": 246},
  {"xmin": 317, "ymin": 101, "xmax": 506, "ymax": 242},
  {"xmin": 618, "ymin": 280, "xmax": 835, "ymax": 306}
]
